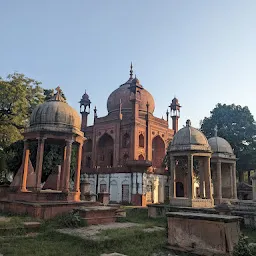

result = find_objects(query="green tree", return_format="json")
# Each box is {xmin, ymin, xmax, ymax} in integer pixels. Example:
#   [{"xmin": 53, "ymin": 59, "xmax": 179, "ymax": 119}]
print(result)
[
  {"xmin": 0, "ymin": 73, "xmax": 45, "ymax": 148},
  {"xmin": 2, "ymin": 82, "xmax": 76, "ymax": 182},
  {"xmin": 200, "ymin": 103, "xmax": 256, "ymax": 181}
]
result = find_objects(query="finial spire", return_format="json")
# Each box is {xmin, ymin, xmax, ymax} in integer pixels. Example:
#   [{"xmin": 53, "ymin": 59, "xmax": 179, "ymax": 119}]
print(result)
[
  {"xmin": 186, "ymin": 119, "xmax": 191, "ymax": 127},
  {"xmin": 130, "ymin": 62, "xmax": 133, "ymax": 79},
  {"xmin": 56, "ymin": 86, "xmax": 61, "ymax": 94},
  {"xmin": 214, "ymin": 125, "xmax": 218, "ymax": 137},
  {"xmin": 48, "ymin": 86, "xmax": 65, "ymax": 102}
]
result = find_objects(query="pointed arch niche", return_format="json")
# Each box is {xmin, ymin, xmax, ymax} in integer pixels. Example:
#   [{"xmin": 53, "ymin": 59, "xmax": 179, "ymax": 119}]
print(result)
[
  {"xmin": 152, "ymin": 135, "xmax": 165, "ymax": 168},
  {"xmin": 97, "ymin": 133, "xmax": 114, "ymax": 167}
]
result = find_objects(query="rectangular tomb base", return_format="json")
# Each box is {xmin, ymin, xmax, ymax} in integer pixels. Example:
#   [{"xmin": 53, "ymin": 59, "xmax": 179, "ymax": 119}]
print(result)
[
  {"xmin": 166, "ymin": 212, "xmax": 241, "ymax": 256},
  {"xmin": 0, "ymin": 199, "xmax": 98, "ymax": 219},
  {"xmin": 75, "ymin": 206, "xmax": 119, "ymax": 225},
  {"xmin": 169, "ymin": 198, "xmax": 214, "ymax": 208}
]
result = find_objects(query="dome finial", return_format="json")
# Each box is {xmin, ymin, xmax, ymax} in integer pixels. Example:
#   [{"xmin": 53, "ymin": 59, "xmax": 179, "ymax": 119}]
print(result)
[
  {"xmin": 48, "ymin": 86, "xmax": 65, "ymax": 102},
  {"xmin": 186, "ymin": 119, "xmax": 191, "ymax": 127},
  {"xmin": 56, "ymin": 86, "xmax": 61, "ymax": 94},
  {"xmin": 214, "ymin": 125, "xmax": 218, "ymax": 137},
  {"xmin": 130, "ymin": 62, "xmax": 133, "ymax": 79}
]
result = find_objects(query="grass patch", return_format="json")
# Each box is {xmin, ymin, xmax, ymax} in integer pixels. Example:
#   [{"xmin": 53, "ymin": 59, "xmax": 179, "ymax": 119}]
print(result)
[
  {"xmin": 119, "ymin": 207, "xmax": 167, "ymax": 228},
  {"xmin": 1, "ymin": 208, "xmax": 256, "ymax": 256},
  {"xmin": 0, "ymin": 229, "xmax": 168, "ymax": 256},
  {"xmin": 242, "ymin": 228, "xmax": 256, "ymax": 243},
  {"xmin": 42, "ymin": 211, "xmax": 87, "ymax": 230}
]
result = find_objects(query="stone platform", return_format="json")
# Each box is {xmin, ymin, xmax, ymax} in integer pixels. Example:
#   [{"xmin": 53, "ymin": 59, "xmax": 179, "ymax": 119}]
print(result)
[
  {"xmin": 148, "ymin": 204, "xmax": 216, "ymax": 218},
  {"xmin": 7, "ymin": 190, "xmax": 80, "ymax": 202},
  {"xmin": 166, "ymin": 212, "xmax": 241, "ymax": 256},
  {"xmin": 75, "ymin": 206, "xmax": 119, "ymax": 225},
  {"xmin": 169, "ymin": 198, "xmax": 214, "ymax": 208},
  {"xmin": 0, "ymin": 199, "xmax": 98, "ymax": 219}
]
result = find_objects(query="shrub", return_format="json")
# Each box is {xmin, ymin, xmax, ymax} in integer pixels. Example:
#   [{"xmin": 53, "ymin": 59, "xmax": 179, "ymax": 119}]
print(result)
[
  {"xmin": 46, "ymin": 211, "xmax": 87, "ymax": 229},
  {"xmin": 233, "ymin": 234, "xmax": 253, "ymax": 256}
]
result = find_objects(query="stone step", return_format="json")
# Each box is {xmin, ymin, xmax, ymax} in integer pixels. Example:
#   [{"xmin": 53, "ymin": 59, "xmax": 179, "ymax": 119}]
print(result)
[
  {"xmin": 76, "ymin": 206, "xmax": 118, "ymax": 218},
  {"xmin": 82, "ymin": 216, "xmax": 117, "ymax": 225}
]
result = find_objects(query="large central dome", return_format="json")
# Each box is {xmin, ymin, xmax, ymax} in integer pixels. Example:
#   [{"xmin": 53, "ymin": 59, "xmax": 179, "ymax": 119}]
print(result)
[{"xmin": 107, "ymin": 75, "xmax": 155, "ymax": 115}]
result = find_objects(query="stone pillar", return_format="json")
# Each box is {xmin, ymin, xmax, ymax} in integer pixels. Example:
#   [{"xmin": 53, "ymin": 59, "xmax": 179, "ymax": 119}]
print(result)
[
  {"xmin": 74, "ymin": 143, "xmax": 83, "ymax": 193},
  {"xmin": 216, "ymin": 160, "xmax": 222, "ymax": 200},
  {"xmin": 169, "ymin": 156, "xmax": 176, "ymax": 198},
  {"xmin": 35, "ymin": 138, "xmax": 45, "ymax": 191},
  {"xmin": 63, "ymin": 140, "xmax": 72, "ymax": 192},
  {"xmin": 21, "ymin": 140, "xmax": 30, "ymax": 192},
  {"xmin": 232, "ymin": 162, "xmax": 237, "ymax": 199},
  {"xmin": 230, "ymin": 164, "xmax": 234, "ymax": 198},
  {"xmin": 187, "ymin": 154, "xmax": 193, "ymax": 199},
  {"xmin": 251, "ymin": 173, "xmax": 256, "ymax": 201},
  {"xmin": 60, "ymin": 145, "xmax": 67, "ymax": 190},
  {"xmin": 204, "ymin": 156, "xmax": 212, "ymax": 199},
  {"xmin": 199, "ymin": 159, "xmax": 205, "ymax": 198}
]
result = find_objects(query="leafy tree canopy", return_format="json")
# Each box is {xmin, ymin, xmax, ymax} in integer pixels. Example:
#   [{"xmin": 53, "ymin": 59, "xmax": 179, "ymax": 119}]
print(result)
[
  {"xmin": 0, "ymin": 73, "xmax": 45, "ymax": 147},
  {"xmin": 0, "ymin": 72, "xmax": 75, "ymax": 181},
  {"xmin": 200, "ymin": 103, "xmax": 256, "ymax": 174}
]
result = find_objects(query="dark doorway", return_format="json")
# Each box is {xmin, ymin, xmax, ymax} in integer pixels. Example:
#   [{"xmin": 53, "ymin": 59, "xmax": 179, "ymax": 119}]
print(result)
[{"xmin": 176, "ymin": 182, "xmax": 184, "ymax": 197}]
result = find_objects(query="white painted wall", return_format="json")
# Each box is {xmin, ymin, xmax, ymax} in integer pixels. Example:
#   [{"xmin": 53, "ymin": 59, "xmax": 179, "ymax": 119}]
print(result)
[{"xmin": 80, "ymin": 172, "xmax": 169, "ymax": 204}]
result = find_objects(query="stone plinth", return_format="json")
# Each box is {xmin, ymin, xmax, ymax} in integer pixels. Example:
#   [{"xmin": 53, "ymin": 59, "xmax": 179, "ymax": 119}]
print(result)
[
  {"xmin": 76, "ymin": 206, "xmax": 118, "ymax": 225},
  {"xmin": 7, "ymin": 190, "xmax": 80, "ymax": 202},
  {"xmin": 0, "ymin": 199, "xmax": 97, "ymax": 219},
  {"xmin": 170, "ymin": 198, "xmax": 214, "ymax": 208},
  {"xmin": 166, "ymin": 212, "xmax": 241, "ymax": 255},
  {"xmin": 98, "ymin": 192, "xmax": 110, "ymax": 205}
]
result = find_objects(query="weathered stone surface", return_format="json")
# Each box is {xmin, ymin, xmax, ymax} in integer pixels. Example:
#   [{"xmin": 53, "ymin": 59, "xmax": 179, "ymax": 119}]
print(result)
[
  {"xmin": 10, "ymin": 159, "xmax": 36, "ymax": 190},
  {"xmin": 167, "ymin": 212, "xmax": 241, "ymax": 255},
  {"xmin": 23, "ymin": 222, "xmax": 41, "ymax": 229},
  {"xmin": 43, "ymin": 165, "xmax": 61, "ymax": 190},
  {"xmin": 101, "ymin": 253, "xmax": 127, "ymax": 256}
]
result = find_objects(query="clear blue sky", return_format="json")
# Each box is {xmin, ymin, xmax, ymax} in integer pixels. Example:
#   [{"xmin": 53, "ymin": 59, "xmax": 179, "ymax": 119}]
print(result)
[{"xmin": 1, "ymin": 1, "xmax": 256, "ymax": 128}]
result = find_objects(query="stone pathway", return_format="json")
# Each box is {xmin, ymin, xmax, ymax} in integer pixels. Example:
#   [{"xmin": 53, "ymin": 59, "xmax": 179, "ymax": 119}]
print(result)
[
  {"xmin": 58, "ymin": 222, "xmax": 141, "ymax": 240},
  {"xmin": 57, "ymin": 222, "xmax": 164, "ymax": 241},
  {"xmin": 0, "ymin": 217, "xmax": 11, "ymax": 223}
]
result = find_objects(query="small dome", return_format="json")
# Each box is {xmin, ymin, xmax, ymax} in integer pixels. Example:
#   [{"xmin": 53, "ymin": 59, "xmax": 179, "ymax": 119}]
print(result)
[
  {"xmin": 208, "ymin": 136, "xmax": 234, "ymax": 155},
  {"xmin": 28, "ymin": 89, "xmax": 81, "ymax": 135},
  {"xmin": 168, "ymin": 120, "xmax": 211, "ymax": 152},
  {"xmin": 107, "ymin": 77, "xmax": 155, "ymax": 114}
]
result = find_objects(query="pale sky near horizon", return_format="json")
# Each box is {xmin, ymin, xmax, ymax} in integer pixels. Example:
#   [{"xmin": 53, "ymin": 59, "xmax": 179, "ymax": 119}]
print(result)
[{"xmin": 0, "ymin": 1, "xmax": 256, "ymax": 128}]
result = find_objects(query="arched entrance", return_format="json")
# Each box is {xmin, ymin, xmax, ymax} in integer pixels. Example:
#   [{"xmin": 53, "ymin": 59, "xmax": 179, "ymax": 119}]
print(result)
[
  {"xmin": 110, "ymin": 180, "xmax": 118, "ymax": 202},
  {"xmin": 97, "ymin": 133, "xmax": 114, "ymax": 167},
  {"xmin": 176, "ymin": 182, "xmax": 184, "ymax": 197},
  {"xmin": 152, "ymin": 136, "xmax": 165, "ymax": 168}
]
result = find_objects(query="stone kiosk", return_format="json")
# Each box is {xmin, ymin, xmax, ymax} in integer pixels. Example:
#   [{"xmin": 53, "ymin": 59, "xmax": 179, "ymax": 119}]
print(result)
[
  {"xmin": 168, "ymin": 120, "xmax": 214, "ymax": 208},
  {"xmin": 208, "ymin": 128, "xmax": 237, "ymax": 205},
  {"xmin": 0, "ymin": 88, "xmax": 96, "ymax": 219}
]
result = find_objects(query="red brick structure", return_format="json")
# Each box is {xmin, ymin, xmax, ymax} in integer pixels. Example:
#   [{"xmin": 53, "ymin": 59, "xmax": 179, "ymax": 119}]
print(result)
[{"xmin": 81, "ymin": 65, "xmax": 181, "ymax": 205}]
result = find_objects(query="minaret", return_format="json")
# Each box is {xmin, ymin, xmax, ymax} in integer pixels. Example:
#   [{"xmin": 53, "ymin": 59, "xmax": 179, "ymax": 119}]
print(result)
[
  {"xmin": 166, "ymin": 108, "xmax": 169, "ymax": 127},
  {"xmin": 93, "ymin": 106, "xmax": 97, "ymax": 123},
  {"xmin": 79, "ymin": 90, "xmax": 91, "ymax": 131},
  {"xmin": 169, "ymin": 97, "xmax": 181, "ymax": 134}
]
